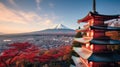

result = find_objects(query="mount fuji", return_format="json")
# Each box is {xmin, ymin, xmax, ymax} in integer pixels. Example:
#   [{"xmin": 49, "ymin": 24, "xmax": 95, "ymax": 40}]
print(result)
[
  {"xmin": 30, "ymin": 24, "xmax": 76, "ymax": 35},
  {"xmin": 0, "ymin": 24, "xmax": 75, "ymax": 36},
  {"xmin": 53, "ymin": 24, "xmax": 70, "ymax": 29}
]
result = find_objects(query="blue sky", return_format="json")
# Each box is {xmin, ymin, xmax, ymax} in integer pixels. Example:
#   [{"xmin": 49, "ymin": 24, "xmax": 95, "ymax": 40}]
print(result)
[{"xmin": 0, "ymin": 0, "xmax": 120, "ymax": 34}]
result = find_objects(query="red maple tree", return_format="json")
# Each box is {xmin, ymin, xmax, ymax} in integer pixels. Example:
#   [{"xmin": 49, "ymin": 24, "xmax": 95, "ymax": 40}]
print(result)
[
  {"xmin": 0, "ymin": 42, "xmax": 71, "ymax": 67},
  {"xmin": 0, "ymin": 42, "xmax": 39, "ymax": 67}
]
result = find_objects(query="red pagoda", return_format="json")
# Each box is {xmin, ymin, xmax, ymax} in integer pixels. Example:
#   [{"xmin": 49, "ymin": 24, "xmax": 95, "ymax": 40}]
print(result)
[{"xmin": 71, "ymin": 0, "xmax": 120, "ymax": 67}]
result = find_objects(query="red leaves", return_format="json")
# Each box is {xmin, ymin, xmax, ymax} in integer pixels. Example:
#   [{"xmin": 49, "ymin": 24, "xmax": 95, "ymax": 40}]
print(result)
[
  {"xmin": 39, "ymin": 59, "xmax": 49, "ymax": 63},
  {"xmin": 9, "ymin": 42, "xmax": 32, "ymax": 50},
  {"xmin": 0, "ymin": 42, "xmax": 38, "ymax": 66},
  {"xmin": 0, "ymin": 42, "xmax": 71, "ymax": 66},
  {"xmin": 52, "ymin": 54, "xmax": 62, "ymax": 58},
  {"xmin": 0, "ymin": 63, "xmax": 4, "ymax": 67},
  {"xmin": 39, "ymin": 55, "xmax": 53, "ymax": 59}
]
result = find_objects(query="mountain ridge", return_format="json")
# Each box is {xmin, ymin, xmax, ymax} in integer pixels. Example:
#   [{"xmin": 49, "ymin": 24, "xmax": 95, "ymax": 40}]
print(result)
[
  {"xmin": 52, "ymin": 24, "xmax": 71, "ymax": 29},
  {"xmin": 0, "ymin": 24, "xmax": 75, "ymax": 36},
  {"xmin": 30, "ymin": 24, "xmax": 75, "ymax": 34}
]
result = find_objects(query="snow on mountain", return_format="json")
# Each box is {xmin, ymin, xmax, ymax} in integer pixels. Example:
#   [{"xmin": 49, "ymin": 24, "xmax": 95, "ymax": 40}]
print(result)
[
  {"xmin": 30, "ymin": 24, "xmax": 75, "ymax": 35},
  {"xmin": 53, "ymin": 24, "xmax": 70, "ymax": 29},
  {"xmin": 104, "ymin": 19, "xmax": 120, "ymax": 27},
  {"xmin": 1, "ymin": 24, "xmax": 76, "ymax": 36}
]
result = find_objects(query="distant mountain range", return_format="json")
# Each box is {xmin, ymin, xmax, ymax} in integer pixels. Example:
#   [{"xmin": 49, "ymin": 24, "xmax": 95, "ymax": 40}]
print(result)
[
  {"xmin": 0, "ymin": 24, "xmax": 76, "ymax": 36},
  {"xmin": 104, "ymin": 19, "xmax": 120, "ymax": 27},
  {"xmin": 1, "ymin": 20, "xmax": 120, "ymax": 36},
  {"xmin": 30, "ymin": 24, "xmax": 75, "ymax": 35},
  {"xmin": 53, "ymin": 24, "xmax": 70, "ymax": 29}
]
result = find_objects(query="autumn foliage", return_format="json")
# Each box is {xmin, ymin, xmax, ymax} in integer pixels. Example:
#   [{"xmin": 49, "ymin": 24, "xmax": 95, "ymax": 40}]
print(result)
[{"xmin": 0, "ymin": 42, "xmax": 71, "ymax": 67}]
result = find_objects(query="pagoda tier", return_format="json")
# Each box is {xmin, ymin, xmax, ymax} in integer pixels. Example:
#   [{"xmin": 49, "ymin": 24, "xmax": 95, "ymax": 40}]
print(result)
[
  {"xmin": 89, "ymin": 52, "xmax": 120, "ymax": 62},
  {"xmin": 90, "ymin": 26, "xmax": 120, "ymax": 31},
  {"xmin": 73, "ymin": 47, "xmax": 120, "ymax": 62},
  {"xmin": 74, "ymin": 38, "xmax": 120, "ymax": 45},
  {"xmin": 71, "ymin": 11, "xmax": 120, "ymax": 67},
  {"xmin": 78, "ymin": 12, "xmax": 119, "ymax": 23},
  {"xmin": 90, "ymin": 39, "xmax": 120, "ymax": 45}
]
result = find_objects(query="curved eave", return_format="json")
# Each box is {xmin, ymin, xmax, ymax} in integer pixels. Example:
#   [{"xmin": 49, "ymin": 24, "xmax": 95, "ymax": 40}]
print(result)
[
  {"xmin": 90, "ymin": 39, "xmax": 120, "ymax": 45},
  {"xmin": 88, "ymin": 52, "xmax": 120, "ymax": 62},
  {"xmin": 78, "ymin": 12, "xmax": 119, "ymax": 23},
  {"xmin": 90, "ymin": 26, "xmax": 120, "ymax": 31},
  {"xmin": 78, "ymin": 12, "xmax": 93, "ymax": 23},
  {"xmin": 74, "ymin": 37, "xmax": 120, "ymax": 45},
  {"xmin": 73, "ymin": 47, "xmax": 120, "ymax": 62}
]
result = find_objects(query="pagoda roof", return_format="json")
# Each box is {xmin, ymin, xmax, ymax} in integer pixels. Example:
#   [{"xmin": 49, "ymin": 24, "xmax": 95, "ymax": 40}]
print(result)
[
  {"xmin": 88, "ymin": 52, "xmax": 120, "ymax": 62},
  {"xmin": 73, "ymin": 47, "xmax": 120, "ymax": 62},
  {"xmin": 74, "ymin": 37, "xmax": 120, "ymax": 45},
  {"xmin": 78, "ymin": 12, "xmax": 119, "ymax": 23},
  {"xmin": 90, "ymin": 26, "xmax": 120, "ymax": 31}
]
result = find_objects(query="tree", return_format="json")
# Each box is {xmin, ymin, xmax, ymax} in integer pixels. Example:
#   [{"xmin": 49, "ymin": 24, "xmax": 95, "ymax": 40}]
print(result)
[
  {"xmin": 0, "ymin": 42, "xmax": 72, "ymax": 67},
  {"xmin": 0, "ymin": 42, "xmax": 39, "ymax": 67}
]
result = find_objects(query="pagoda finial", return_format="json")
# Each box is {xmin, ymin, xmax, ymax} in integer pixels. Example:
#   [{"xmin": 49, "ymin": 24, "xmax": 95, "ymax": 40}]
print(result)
[{"xmin": 93, "ymin": 0, "xmax": 98, "ymax": 13}]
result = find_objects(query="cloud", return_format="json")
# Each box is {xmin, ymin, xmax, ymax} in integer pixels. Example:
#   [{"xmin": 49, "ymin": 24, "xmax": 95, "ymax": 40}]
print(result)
[
  {"xmin": 36, "ymin": 0, "xmax": 42, "ymax": 10},
  {"xmin": 0, "ymin": 3, "xmax": 26, "ymax": 24},
  {"xmin": 0, "ymin": 3, "xmax": 58, "ymax": 33},
  {"xmin": 0, "ymin": 3, "xmax": 56, "ymax": 24}
]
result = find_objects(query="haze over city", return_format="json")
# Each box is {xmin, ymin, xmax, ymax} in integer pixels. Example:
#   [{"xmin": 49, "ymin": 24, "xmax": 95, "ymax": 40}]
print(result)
[{"xmin": 0, "ymin": 0, "xmax": 120, "ymax": 34}]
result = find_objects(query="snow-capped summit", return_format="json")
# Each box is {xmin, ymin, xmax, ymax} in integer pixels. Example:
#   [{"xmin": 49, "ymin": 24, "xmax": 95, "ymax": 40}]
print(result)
[
  {"xmin": 104, "ymin": 19, "xmax": 120, "ymax": 27},
  {"xmin": 53, "ymin": 24, "xmax": 70, "ymax": 29},
  {"xmin": 1, "ymin": 24, "xmax": 75, "ymax": 35},
  {"xmin": 29, "ymin": 24, "xmax": 75, "ymax": 35}
]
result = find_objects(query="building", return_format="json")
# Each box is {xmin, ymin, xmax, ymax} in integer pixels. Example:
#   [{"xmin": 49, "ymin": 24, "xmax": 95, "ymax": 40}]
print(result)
[{"xmin": 71, "ymin": 0, "xmax": 120, "ymax": 67}]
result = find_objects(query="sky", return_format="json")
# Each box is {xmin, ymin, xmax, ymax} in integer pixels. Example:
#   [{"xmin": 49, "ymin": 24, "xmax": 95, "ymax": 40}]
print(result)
[{"xmin": 0, "ymin": 0, "xmax": 120, "ymax": 34}]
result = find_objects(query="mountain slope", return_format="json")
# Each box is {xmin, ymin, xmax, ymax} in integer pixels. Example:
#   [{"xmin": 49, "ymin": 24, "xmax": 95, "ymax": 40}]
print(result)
[
  {"xmin": 30, "ymin": 24, "xmax": 75, "ymax": 35},
  {"xmin": 104, "ymin": 19, "xmax": 120, "ymax": 27},
  {"xmin": 0, "ymin": 24, "xmax": 76, "ymax": 36},
  {"xmin": 53, "ymin": 24, "xmax": 70, "ymax": 29}
]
